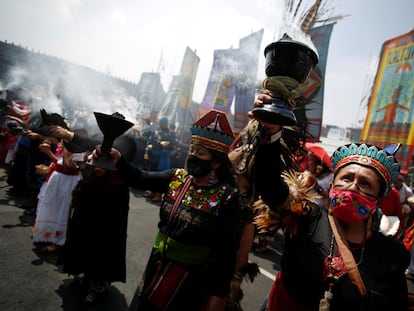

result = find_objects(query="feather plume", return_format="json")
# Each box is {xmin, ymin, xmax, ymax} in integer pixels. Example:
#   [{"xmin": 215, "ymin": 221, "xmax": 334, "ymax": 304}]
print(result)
[
  {"xmin": 238, "ymin": 262, "xmax": 260, "ymax": 283},
  {"xmin": 254, "ymin": 170, "xmax": 322, "ymax": 235},
  {"xmin": 300, "ymin": 0, "xmax": 322, "ymax": 33}
]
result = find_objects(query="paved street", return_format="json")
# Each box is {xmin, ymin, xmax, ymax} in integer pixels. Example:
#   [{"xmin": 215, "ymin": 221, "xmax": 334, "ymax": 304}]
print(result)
[
  {"xmin": 0, "ymin": 166, "xmax": 280, "ymax": 311},
  {"xmin": 2, "ymin": 164, "xmax": 414, "ymax": 310}
]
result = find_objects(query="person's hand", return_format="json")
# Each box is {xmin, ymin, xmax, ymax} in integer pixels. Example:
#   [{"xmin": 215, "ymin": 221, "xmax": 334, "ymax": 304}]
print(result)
[
  {"xmin": 35, "ymin": 164, "xmax": 51, "ymax": 175},
  {"xmin": 48, "ymin": 125, "xmax": 74, "ymax": 141},
  {"xmin": 39, "ymin": 140, "xmax": 52, "ymax": 155},
  {"xmin": 226, "ymin": 279, "xmax": 243, "ymax": 309},
  {"xmin": 247, "ymin": 89, "xmax": 273, "ymax": 119},
  {"xmin": 160, "ymin": 141, "xmax": 170, "ymax": 147},
  {"xmin": 93, "ymin": 145, "xmax": 122, "ymax": 164},
  {"xmin": 25, "ymin": 130, "xmax": 41, "ymax": 140},
  {"xmin": 248, "ymin": 89, "xmax": 283, "ymax": 136}
]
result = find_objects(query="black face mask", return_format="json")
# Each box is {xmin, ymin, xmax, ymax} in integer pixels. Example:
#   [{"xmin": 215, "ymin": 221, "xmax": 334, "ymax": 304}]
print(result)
[{"xmin": 186, "ymin": 155, "xmax": 212, "ymax": 177}]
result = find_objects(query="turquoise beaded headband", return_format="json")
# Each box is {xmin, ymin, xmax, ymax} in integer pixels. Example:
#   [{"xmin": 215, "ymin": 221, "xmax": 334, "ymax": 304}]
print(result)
[{"xmin": 331, "ymin": 143, "xmax": 400, "ymax": 187}]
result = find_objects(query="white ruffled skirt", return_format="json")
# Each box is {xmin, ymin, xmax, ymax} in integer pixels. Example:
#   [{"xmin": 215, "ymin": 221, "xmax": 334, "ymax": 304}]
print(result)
[{"xmin": 32, "ymin": 170, "xmax": 80, "ymax": 245}]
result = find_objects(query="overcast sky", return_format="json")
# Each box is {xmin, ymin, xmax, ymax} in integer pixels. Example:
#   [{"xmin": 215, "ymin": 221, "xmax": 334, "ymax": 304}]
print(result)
[{"xmin": 0, "ymin": 0, "xmax": 413, "ymax": 128}]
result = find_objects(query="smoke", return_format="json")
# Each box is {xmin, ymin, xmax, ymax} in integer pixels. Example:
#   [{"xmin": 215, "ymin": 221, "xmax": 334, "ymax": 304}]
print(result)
[
  {"xmin": 1, "ymin": 0, "xmax": 319, "ymax": 137},
  {"xmin": 4, "ymin": 51, "xmax": 141, "ymax": 135}
]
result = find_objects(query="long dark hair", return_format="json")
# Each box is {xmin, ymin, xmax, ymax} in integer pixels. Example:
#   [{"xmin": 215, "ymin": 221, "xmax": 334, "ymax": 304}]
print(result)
[{"xmin": 209, "ymin": 149, "xmax": 237, "ymax": 187}]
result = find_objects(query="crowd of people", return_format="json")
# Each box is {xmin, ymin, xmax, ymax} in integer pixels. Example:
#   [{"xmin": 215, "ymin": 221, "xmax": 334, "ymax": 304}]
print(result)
[{"xmin": 1, "ymin": 37, "xmax": 414, "ymax": 311}]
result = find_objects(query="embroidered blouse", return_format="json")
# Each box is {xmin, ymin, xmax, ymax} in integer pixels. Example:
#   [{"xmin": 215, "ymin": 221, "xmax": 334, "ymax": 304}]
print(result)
[{"xmin": 115, "ymin": 157, "xmax": 245, "ymax": 297}]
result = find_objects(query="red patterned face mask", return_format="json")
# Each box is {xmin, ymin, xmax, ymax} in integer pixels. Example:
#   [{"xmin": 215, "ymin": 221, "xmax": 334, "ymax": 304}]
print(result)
[{"xmin": 329, "ymin": 189, "xmax": 377, "ymax": 222}]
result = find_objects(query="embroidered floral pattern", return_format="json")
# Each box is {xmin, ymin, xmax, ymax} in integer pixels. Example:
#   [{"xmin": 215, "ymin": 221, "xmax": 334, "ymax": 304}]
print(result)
[{"xmin": 165, "ymin": 169, "xmax": 238, "ymax": 215}]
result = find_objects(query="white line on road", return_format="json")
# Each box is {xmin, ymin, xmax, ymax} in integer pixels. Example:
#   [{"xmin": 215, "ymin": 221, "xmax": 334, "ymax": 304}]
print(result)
[{"xmin": 259, "ymin": 267, "xmax": 276, "ymax": 281}]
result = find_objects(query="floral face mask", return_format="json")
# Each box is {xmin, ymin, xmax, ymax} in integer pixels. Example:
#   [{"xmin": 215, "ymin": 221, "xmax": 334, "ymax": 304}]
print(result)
[{"xmin": 329, "ymin": 188, "xmax": 377, "ymax": 222}]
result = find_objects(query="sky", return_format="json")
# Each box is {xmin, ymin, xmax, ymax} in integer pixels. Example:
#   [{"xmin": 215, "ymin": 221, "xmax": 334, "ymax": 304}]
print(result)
[{"xmin": 0, "ymin": 0, "xmax": 413, "ymax": 128}]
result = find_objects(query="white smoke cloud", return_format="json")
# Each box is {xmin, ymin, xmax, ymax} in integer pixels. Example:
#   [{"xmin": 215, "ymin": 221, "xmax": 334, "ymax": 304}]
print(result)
[{"xmin": 4, "ymin": 51, "xmax": 142, "ymax": 136}]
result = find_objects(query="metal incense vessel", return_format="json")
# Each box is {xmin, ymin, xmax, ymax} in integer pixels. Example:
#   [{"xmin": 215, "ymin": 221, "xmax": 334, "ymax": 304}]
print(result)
[
  {"xmin": 91, "ymin": 112, "xmax": 134, "ymax": 171},
  {"xmin": 252, "ymin": 33, "xmax": 318, "ymax": 126}
]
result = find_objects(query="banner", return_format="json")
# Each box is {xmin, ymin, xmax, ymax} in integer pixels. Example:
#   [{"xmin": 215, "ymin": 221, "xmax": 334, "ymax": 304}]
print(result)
[
  {"xmin": 294, "ymin": 23, "xmax": 335, "ymax": 142},
  {"xmin": 197, "ymin": 49, "xmax": 237, "ymax": 120},
  {"xmin": 360, "ymin": 29, "xmax": 414, "ymax": 171},
  {"xmin": 176, "ymin": 47, "xmax": 200, "ymax": 129},
  {"xmin": 197, "ymin": 29, "xmax": 263, "ymax": 128},
  {"xmin": 158, "ymin": 75, "xmax": 180, "ymax": 125},
  {"xmin": 233, "ymin": 29, "xmax": 264, "ymax": 133}
]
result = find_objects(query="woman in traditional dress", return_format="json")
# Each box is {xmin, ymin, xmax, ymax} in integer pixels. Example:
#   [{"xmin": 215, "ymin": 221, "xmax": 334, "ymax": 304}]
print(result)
[
  {"xmin": 32, "ymin": 114, "xmax": 81, "ymax": 253},
  {"xmin": 61, "ymin": 135, "xmax": 136, "ymax": 307},
  {"xmin": 47, "ymin": 112, "xmax": 136, "ymax": 307},
  {"xmin": 95, "ymin": 110, "xmax": 245, "ymax": 311},
  {"xmin": 253, "ymin": 93, "xmax": 409, "ymax": 311}
]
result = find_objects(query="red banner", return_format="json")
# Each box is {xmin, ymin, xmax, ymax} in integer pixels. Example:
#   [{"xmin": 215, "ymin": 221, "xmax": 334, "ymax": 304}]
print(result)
[{"xmin": 360, "ymin": 29, "xmax": 414, "ymax": 171}]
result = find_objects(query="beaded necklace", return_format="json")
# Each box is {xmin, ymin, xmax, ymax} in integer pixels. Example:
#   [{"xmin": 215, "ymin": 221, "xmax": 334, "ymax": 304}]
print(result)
[
  {"xmin": 319, "ymin": 224, "xmax": 367, "ymax": 311},
  {"xmin": 319, "ymin": 233, "xmax": 345, "ymax": 311}
]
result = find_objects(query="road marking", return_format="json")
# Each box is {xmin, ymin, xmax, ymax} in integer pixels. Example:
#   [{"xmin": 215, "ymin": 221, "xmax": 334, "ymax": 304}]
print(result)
[{"xmin": 259, "ymin": 267, "xmax": 276, "ymax": 281}]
